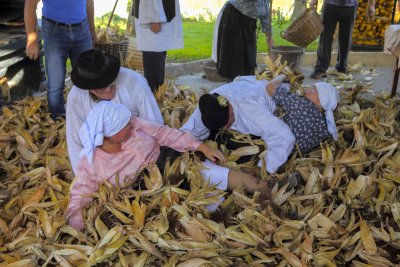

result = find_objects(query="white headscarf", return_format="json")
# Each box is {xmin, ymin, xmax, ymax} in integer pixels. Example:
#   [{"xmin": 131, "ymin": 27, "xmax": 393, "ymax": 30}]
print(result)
[
  {"xmin": 78, "ymin": 101, "xmax": 132, "ymax": 165},
  {"xmin": 314, "ymin": 82, "xmax": 340, "ymax": 140}
]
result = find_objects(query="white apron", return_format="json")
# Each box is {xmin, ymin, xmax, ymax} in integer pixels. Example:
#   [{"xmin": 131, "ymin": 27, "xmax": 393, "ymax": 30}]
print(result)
[{"xmin": 135, "ymin": 0, "xmax": 183, "ymax": 52}]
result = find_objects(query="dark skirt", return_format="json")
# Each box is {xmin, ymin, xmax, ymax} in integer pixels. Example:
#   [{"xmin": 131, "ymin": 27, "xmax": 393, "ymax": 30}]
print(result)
[
  {"xmin": 134, "ymin": 147, "xmax": 187, "ymax": 190},
  {"xmin": 208, "ymin": 130, "xmax": 264, "ymax": 164},
  {"xmin": 217, "ymin": 3, "xmax": 257, "ymax": 81},
  {"xmin": 272, "ymin": 85, "xmax": 331, "ymax": 154}
]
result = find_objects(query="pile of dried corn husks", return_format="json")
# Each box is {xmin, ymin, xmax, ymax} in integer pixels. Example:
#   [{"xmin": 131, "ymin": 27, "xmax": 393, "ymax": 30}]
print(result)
[{"xmin": 0, "ymin": 73, "xmax": 400, "ymax": 266}]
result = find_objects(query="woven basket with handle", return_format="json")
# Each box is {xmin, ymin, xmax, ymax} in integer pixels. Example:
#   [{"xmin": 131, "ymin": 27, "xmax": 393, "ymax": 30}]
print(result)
[
  {"xmin": 94, "ymin": 0, "xmax": 130, "ymax": 64},
  {"xmin": 95, "ymin": 40, "xmax": 129, "ymax": 64},
  {"xmin": 281, "ymin": 8, "xmax": 324, "ymax": 48},
  {"xmin": 125, "ymin": 36, "xmax": 143, "ymax": 71}
]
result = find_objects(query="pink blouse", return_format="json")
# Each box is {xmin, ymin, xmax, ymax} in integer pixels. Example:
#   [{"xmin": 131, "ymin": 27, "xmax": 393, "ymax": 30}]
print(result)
[{"xmin": 68, "ymin": 117, "xmax": 201, "ymax": 230}]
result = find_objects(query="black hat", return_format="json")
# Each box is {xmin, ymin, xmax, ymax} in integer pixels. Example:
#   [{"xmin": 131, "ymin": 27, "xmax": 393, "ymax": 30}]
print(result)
[
  {"xmin": 199, "ymin": 93, "xmax": 229, "ymax": 130},
  {"xmin": 71, "ymin": 49, "xmax": 120, "ymax": 90}
]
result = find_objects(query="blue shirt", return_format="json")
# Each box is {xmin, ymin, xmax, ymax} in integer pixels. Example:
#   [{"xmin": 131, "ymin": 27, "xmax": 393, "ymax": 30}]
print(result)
[
  {"xmin": 229, "ymin": 0, "xmax": 271, "ymax": 34},
  {"xmin": 42, "ymin": 0, "xmax": 87, "ymax": 24},
  {"xmin": 325, "ymin": 0, "xmax": 357, "ymax": 6}
]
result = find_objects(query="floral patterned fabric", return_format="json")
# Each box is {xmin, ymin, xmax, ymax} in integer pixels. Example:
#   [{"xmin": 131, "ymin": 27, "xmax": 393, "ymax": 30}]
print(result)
[
  {"xmin": 272, "ymin": 85, "xmax": 331, "ymax": 154},
  {"xmin": 229, "ymin": 0, "xmax": 271, "ymax": 34}
]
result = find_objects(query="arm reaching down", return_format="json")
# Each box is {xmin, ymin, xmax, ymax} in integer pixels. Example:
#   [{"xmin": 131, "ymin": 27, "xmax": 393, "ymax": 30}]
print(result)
[
  {"xmin": 135, "ymin": 117, "xmax": 225, "ymax": 162},
  {"xmin": 67, "ymin": 162, "xmax": 98, "ymax": 231},
  {"xmin": 24, "ymin": 0, "xmax": 40, "ymax": 60},
  {"xmin": 197, "ymin": 143, "xmax": 226, "ymax": 163}
]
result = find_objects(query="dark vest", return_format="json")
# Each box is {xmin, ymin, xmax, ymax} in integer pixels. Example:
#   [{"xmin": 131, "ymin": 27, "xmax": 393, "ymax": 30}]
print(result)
[{"xmin": 132, "ymin": 0, "xmax": 175, "ymax": 22}]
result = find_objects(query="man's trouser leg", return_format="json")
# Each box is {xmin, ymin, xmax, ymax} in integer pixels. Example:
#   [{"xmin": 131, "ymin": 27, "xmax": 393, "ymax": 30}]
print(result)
[
  {"xmin": 336, "ymin": 5, "xmax": 356, "ymax": 72},
  {"xmin": 315, "ymin": 4, "xmax": 340, "ymax": 73}
]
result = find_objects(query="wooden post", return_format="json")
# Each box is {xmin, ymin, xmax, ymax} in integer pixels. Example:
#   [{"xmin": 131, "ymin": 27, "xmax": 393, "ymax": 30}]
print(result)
[
  {"xmin": 107, "ymin": 0, "xmax": 119, "ymax": 28},
  {"xmin": 391, "ymin": 58, "xmax": 399, "ymax": 97}
]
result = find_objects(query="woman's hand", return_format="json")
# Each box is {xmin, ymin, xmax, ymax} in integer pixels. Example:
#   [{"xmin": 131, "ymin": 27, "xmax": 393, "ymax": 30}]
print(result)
[
  {"xmin": 197, "ymin": 143, "xmax": 226, "ymax": 163},
  {"xmin": 366, "ymin": 3, "xmax": 376, "ymax": 20},
  {"xmin": 150, "ymin": 23, "xmax": 162, "ymax": 33},
  {"xmin": 309, "ymin": 0, "xmax": 318, "ymax": 9}
]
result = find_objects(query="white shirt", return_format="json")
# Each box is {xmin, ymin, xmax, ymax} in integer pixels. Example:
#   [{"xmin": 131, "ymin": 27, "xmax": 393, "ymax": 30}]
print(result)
[
  {"xmin": 135, "ymin": 0, "xmax": 183, "ymax": 52},
  {"xmin": 180, "ymin": 76, "xmax": 295, "ymax": 173},
  {"xmin": 66, "ymin": 68, "xmax": 163, "ymax": 174}
]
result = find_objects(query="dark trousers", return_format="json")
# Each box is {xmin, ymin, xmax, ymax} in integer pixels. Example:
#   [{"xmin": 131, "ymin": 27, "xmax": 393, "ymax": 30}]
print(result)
[
  {"xmin": 315, "ymin": 3, "xmax": 356, "ymax": 73},
  {"xmin": 142, "ymin": 51, "xmax": 167, "ymax": 92}
]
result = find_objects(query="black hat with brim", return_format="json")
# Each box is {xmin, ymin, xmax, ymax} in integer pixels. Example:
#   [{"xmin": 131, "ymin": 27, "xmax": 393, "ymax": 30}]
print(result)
[
  {"xmin": 199, "ymin": 93, "xmax": 229, "ymax": 130},
  {"xmin": 71, "ymin": 49, "xmax": 120, "ymax": 90}
]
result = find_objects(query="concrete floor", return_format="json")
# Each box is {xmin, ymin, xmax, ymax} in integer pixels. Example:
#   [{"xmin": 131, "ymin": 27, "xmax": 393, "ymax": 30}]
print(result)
[{"xmin": 174, "ymin": 65, "xmax": 399, "ymax": 97}]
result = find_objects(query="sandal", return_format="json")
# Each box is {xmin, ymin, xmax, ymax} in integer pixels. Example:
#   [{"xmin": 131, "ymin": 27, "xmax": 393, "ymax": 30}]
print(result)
[{"xmin": 310, "ymin": 71, "xmax": 327, "ymax": 79}]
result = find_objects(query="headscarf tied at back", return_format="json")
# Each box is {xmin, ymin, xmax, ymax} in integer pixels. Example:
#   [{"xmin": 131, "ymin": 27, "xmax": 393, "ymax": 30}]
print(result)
[
  {"xmin": 314, "ymin": 82, "xmax": 340, "ymax": 140},
  {"xmin": 78, "ymin": 101, "xmax": 132, "ymax": 165}
]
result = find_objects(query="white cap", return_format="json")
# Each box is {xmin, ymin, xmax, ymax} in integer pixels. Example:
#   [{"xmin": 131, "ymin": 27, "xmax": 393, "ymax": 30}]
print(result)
[
  {"xmin": 314, "ymin": 82, "xmax": 340, "ymax": 140},
  {"xmin": 78, "ymin": 101, "xmax": 131, "ymax": 164}
]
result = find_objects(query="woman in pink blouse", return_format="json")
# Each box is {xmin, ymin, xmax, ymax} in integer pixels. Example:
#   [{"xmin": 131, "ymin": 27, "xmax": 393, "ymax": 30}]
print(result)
[{"xmin": 68, "ymin": 101, "xmax": 269, "ymax": 230}]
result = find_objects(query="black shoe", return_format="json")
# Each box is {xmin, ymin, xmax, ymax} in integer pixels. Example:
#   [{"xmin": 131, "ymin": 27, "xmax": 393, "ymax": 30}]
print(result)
[
  {"xmin": 310, "ymin": 71, "xmax": 327, "ymax": 79},
  {"xmin": 268, "ymin": 172, "xmax": 300, "ymax": 192},
  {"xmin": 336, "ymin": 68, "xmax": 349, "ymax": 74},
  {"xmin": 279, "ymin": 172, "xmax": 301, "ymax": 191},
  {"xmin": 51, "ymin": 113, "xmax": 65, "ymax": 121}
]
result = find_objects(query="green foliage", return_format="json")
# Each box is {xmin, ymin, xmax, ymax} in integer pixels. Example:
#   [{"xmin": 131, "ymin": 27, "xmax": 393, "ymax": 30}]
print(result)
[
  {"xmin": 167, "ymin": 20, "xmax": 318, "ymax": 62},
  {"xmin": 167, "ymin": 21, "xmax": 215, "ymax": 62},
  {"xmin": 95, "ymin": 12, "xmax": 127, "ymax": 35},
  {"xmin": 181, "ymin": 8, "xmax": 216, "ymax": 22},
  {"xmin": 93, "ymin": 13, "xmax": 318, "ymax": 62},
  {"xmin": 273, "ymin": 7, "xmax": 288, "ymax": 26},
  {"xmin": 127, "ymin": 0, "xmax": 133, "ymax": 12}
]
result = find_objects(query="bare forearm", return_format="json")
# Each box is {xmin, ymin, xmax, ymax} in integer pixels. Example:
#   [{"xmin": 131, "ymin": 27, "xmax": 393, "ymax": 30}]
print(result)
[
  {"xmin": 24, "ymin": 0, "xmax": 39, "ymax": 42},
  {"xmin": 266, "ymin": 74, "xmax": 286, "ymax": 96},
  {"xmin": 86, "ymin": 0, "xmax": 96, "ymax": 33},
  {"xmin": 367, "ymin": 0, "xmax": 375, "ymax": 7}
]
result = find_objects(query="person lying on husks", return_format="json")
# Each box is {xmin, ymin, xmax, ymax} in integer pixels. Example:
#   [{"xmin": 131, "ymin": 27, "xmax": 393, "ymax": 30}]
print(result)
[
  {"xmin": 181, "ymin": 75, "xmax": 339, "ymax": 173},
  {"xmin": 265, "ymin": 74, "xmax": 340, "ymax": 154},
  {"xmin": 67, "ymin": 101, "xmax": 270, "ymax": 230},
  {"xmin": 181, "ymin": 76, "xmax": 296, "ymax": 174}
]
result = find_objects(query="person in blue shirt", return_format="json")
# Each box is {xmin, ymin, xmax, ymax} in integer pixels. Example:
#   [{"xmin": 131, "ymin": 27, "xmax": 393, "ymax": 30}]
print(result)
[{"xmin": 24, "ymin": 0, "xmax": 96, "ymax": 119}]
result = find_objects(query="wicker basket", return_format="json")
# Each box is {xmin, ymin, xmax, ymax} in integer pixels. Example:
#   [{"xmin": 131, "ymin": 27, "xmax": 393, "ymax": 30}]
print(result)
[
  {"xmin": 95, "ymin": 39, "xmax": 129, "ymax": 64},
  {"xmin": 271, "ymin": 46, "xmax": 304, "ymax": 71},
  {"xmin": 281, "ymin": 9, "xmax": 324, "ymax": 48},
  {"xmin": 125, "ymin": 37, "xmax": 143, "ymax": 71}
]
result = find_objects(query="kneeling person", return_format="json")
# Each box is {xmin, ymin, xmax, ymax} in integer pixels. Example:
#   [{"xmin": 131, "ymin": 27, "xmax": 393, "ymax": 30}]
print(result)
[{"xmin": 68, "ymin": 101, "xmax": 269, "ymax": 230}]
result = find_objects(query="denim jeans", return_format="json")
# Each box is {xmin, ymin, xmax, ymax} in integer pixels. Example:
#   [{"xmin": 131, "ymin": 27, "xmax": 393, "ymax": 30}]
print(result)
[{"xmin": 42, "ymin": 19, "xmax": 93, "ymax": 119}]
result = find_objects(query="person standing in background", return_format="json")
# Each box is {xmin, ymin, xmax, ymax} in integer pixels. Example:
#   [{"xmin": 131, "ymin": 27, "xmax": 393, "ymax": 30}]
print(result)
[
  {"xmin": 309, "ymin": 0, "xmax": 376, "ymax": 79},
  {"xmin": 213, "ymin": 0, "xmax": 274, "ymax": 81},
  {"xmin": 133, "ymin": 0, "xmax": 183, "ymax": 92},
  {"xmin": 24, "ymin": 0, "xmax": 96, "ymax": 119}
]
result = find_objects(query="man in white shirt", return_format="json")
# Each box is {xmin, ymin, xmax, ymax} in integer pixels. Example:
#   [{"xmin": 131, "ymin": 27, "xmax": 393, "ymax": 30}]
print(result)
[
  {"xmin": 180, "ymin": 76, "xmax": 295, "ymax": 174},
  {"xmin": 66, "ymin": 49, "xmax": 163, "ymax": 174}
]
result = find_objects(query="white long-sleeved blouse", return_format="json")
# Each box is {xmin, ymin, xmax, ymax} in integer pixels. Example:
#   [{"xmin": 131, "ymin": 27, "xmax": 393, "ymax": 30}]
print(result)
[
  {"xmin": 66, "ymin": 68, "xmax": 163, "ymax": 174},
  {"xmin": 180, "ymin": 76, "xmax": 295, "ymax": 173}
]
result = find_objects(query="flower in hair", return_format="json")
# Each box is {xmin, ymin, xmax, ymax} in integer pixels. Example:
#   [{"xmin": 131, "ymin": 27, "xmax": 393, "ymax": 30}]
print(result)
[{"xmin": 217, "ymin": 95, "xmax": 228, "ymax": 107}]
